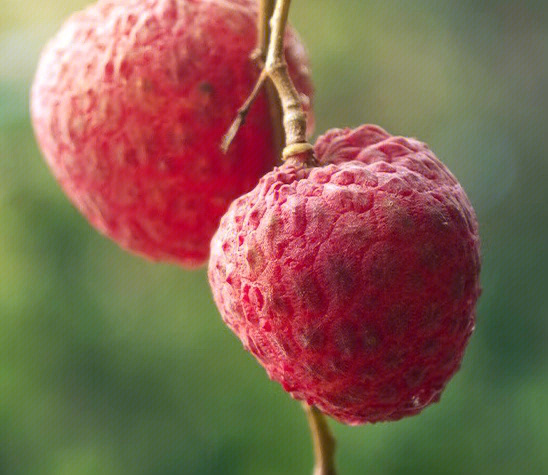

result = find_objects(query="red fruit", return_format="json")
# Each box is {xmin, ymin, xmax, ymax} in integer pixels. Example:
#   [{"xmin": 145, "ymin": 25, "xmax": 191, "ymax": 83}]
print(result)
[
  {"xmin": 31, "ymin": 0, "xmax": 313, "ymax": 267},
  {"xmin": 209, "ymin": 125, "xmax": 481, "ymax": 425}
]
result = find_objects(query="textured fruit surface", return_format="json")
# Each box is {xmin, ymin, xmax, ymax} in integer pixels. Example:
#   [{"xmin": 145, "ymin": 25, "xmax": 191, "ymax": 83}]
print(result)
[
  {"xmin": 31, "ymin": 0, "xmax": 313, "ymax": 267},
  {"xmin": 209, "ymin": 125, "xmax": 481, "ymax": 424}
]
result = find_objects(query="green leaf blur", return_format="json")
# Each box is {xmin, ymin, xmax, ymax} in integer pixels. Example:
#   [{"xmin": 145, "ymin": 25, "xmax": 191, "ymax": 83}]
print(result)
[{"xmin": 1, "ymin": 0, "xmax": 547, "ymax": 474}]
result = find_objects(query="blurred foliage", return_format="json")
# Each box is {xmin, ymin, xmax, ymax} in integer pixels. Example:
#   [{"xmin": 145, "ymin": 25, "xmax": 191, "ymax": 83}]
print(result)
[{"xmin": 1, "ymin": 0, "xmax": 547, "ymax": 474}]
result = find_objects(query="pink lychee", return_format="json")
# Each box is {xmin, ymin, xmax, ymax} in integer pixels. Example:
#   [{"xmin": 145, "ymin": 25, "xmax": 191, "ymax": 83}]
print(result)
[
  {"xmin": 208, "ymin": 125, "xmax": 481, "ymax": 425},
  {"xmin": 31, "ymin": 0, "xmax": 313, "ymax": 267}
]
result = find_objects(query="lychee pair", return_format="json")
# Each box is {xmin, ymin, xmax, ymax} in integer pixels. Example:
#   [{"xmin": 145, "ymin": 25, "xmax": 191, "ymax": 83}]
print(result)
[{"xmin": 32, "ymin": 0, "xmax": 480, "ymax": 424}]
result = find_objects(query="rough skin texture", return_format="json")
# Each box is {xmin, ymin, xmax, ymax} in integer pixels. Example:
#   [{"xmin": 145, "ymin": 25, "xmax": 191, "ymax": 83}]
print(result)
[
  {"xmin": 31, "ymin": 0, "xmax": 313, "ymax": 267},
  {"xmin": 209, "ymin": 125, "xmax": 481, "ymax": 425}
]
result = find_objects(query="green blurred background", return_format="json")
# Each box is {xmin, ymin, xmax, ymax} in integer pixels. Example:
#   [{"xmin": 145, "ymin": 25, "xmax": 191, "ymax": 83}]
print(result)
[{"xmin": 1, "ymin": 0, "xmax": 547, "ymax": 473}]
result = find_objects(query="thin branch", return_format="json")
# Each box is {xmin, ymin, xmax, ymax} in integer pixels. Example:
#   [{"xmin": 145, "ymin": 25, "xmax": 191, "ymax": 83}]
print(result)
[
  {"xmin": 222, "ymin": 0, "xmax": 284, "ymax": 156},
  {"xmin": 222, "ymin": 0, "xmax": 314, "ymax": 164},
  {"xmin": 253, "ymin": 0, "xmax": 285, "ymax": 163},
  {"xmin": 303, "ymin": 404, "xmax": 337, "ymax": 475},
  {"xmin": 221, "ymin": 70, "xmax": 268, "ymax": 153},
  {"xmin": 265, "ymin": 0, "xmax": 291, "ymax": 64},
  {"xmin": 253, "ymin": 0, "xmax": 276, "ymax": 65},
  {"xmin": 264, "ymin": 0, "xmax": 308, "ymax": 149}
]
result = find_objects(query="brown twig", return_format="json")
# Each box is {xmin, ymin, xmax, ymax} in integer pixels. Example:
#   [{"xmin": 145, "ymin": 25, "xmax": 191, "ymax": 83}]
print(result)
[
  {"xmin": 254, "ymin": 0, "xmax": 285, "ymax": 162},
  {"xmin": 264, "ymin": 0, "xmax": 308, "ymax": 150},
  {"xmin": 221, "ymin": 70, "xmax": 268, "ymax": 153},
  {"xmin": 253, "ymin": 0, "xmax": 276, "ymax": 64},
  {"xmin": 222, "ymin": 0, "xmax": 285, "ymax": 159},
  {"xmin": 303, "ymin": 403, "xmax": 337, "ymax": 475},
  {"xmin": 222, "ymin": 0, "xmax": 314, "ymax": 165}
]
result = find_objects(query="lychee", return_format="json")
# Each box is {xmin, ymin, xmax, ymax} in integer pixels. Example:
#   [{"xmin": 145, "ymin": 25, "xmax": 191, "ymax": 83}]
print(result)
[
  {"xmin": 31, "ymin": 0, "xmax": 313, "ymax": 267},
  {"xmin": 208, "ymin": 125, "xmax": 481, "ymax": 424}
]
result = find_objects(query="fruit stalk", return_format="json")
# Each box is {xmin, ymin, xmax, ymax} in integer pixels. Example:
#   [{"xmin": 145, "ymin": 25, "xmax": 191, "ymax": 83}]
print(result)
[
  {"xmin": 255, "ymin": 0, "xmax": 285, "ymax": 162},
  {"xmin": 222, "ymin": 0, "xmax": 281, "ymax": 154},
  {"xmin": 264, "ymin": 0, "xmax": 312, "ymax": 158},
  {"xmin": 222, "ymin": 0, "xmax": 314, "ymax": 165},
  {"xmin": 255, "ymin": 0, "xmax": 275, "ymax": 62},
  {"xmin": 304, "ymin": 404, "xmax": 337, "ymax": 475}
]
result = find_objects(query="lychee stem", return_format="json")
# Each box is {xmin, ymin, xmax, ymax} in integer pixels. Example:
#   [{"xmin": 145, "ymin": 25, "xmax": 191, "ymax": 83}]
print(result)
[
  {"xmin": 222, "ymin": 0, "xmax": 315, "ymax": 166},
  {"xmin": 265, "ymin": 0, "xmax": 311, "ymax": 154},
  {"xmin": 221, "ymin": 71, "xmax": 269, "ymax": 153},
  {"xmin": 255, "ymin": 0, "xmax": 285, "ymax": 164},
  {"xmin": 222, "ymin": 0, "xmax": 277, "ymax": 154},
  {"xmin": 304, "ymin": 403, "xmax": 337, "ymax": 475},
  {"xmin": 254, "ymin": 0, "xmax": 275, "ymax": 64}
]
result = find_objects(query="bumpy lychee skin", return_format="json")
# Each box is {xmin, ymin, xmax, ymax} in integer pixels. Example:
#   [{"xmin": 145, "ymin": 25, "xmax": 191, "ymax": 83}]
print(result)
[
  {"xmin": 209, "ymin": 125, "xmax": 481, "ymax": 425},
  {"xmin": 31, "ymin": 0, "xmax": 313, "ymax": 267}
]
